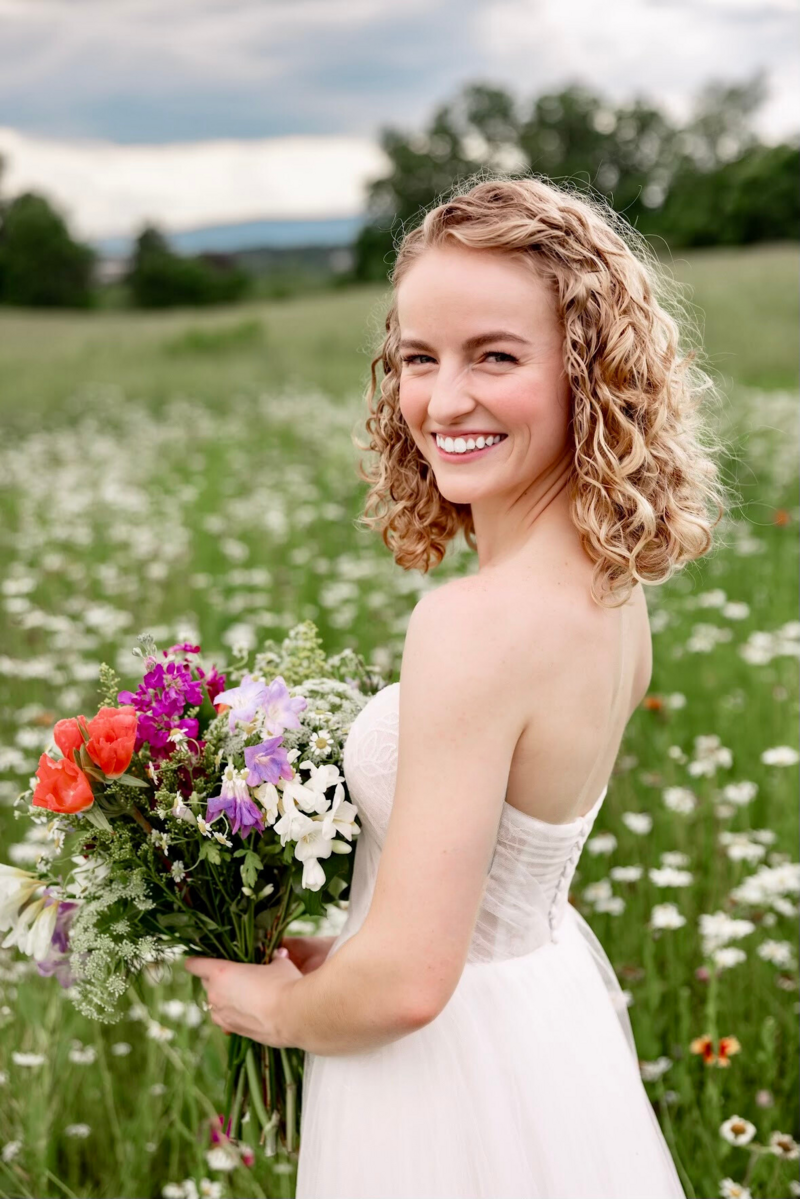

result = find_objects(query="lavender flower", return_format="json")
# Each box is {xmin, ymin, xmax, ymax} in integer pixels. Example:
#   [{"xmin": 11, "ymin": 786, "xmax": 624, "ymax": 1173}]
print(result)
[
  {"xmin": 206, "ymin": 764, "xmax": 265, "ymax": 839},
  {"xmin": 213, "ymin": 674, "xmax": 269, "ymax": 734},
  {"xmin": 244, "ymin": 736, "xmax": 294, "ymax": 787}
]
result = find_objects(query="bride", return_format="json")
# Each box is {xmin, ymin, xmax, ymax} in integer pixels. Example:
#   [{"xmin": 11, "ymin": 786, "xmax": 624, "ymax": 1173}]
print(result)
[{"xmin": 189, "ymin": 175, "xmax": 725, "ymax": 1198}]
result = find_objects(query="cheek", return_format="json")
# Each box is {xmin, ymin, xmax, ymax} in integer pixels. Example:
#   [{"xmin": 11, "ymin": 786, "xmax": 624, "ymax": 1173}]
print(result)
[
  {"xmin": 496, "ymin": 373, "xmax": 571, "ymax": 435},
  {"xmin": 397, "ymin": 377, "xmax": 428, "ymax": 431}
]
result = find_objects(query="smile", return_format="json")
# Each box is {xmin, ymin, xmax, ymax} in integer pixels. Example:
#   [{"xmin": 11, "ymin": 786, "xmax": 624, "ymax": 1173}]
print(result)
[{"xmin": 432, "ymin": 433, "xmax": 508, "ymax": 461}]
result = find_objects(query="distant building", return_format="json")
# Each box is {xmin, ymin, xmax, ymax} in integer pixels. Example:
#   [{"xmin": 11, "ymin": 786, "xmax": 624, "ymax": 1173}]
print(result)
[{"xmin": 93, "ymin": 255, "xmax": 129, "ymax": 285}]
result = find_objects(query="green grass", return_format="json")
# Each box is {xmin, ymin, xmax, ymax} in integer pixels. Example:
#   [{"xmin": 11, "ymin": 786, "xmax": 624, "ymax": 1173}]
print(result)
[{"xmin": 0, "ymin": 243, "xmax": 797, "ymax": 1199}]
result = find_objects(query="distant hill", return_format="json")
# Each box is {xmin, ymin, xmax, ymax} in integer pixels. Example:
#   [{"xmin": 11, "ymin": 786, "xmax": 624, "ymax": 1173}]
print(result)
[{"xmin": 90, "ymin": 215, "xmax": 366, "ymax": 257}]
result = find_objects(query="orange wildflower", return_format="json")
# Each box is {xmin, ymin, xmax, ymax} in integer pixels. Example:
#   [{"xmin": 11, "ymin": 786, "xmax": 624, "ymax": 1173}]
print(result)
[
  {"xmin": 32, "ymin": 753, "xmax": 95, "ymax": 814},
  {"xmin": 690, "ymin": 1034, "xmax": 741, "ymax": 1066}
]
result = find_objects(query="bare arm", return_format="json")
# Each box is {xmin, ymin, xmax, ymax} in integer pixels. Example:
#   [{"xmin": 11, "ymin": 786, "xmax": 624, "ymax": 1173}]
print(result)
[{"xmin": 277, "ymin": 582, "xmax": 527, "ymax": 1056}]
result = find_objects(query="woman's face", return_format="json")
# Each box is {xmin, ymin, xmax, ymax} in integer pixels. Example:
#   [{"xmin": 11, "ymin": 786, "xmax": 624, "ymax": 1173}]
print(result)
[{"xmin": 396, "ymin": 243, "xmax": 572, "ymax": 507}]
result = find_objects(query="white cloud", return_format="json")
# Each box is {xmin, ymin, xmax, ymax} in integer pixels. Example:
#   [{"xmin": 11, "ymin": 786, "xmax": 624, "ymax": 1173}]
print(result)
[{"xmin": 0, "ymin": 127, "xmax": 390, "ymax": 239}]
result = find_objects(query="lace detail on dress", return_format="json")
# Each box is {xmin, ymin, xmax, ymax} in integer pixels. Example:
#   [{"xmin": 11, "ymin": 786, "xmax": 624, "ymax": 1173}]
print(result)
[{"xmin": 342, "ymin": 682, "xmax": 609, "ymax": 964}]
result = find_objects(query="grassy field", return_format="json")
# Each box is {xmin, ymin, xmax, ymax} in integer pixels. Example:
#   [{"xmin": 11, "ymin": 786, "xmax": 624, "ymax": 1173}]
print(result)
[{"xmin": 0, "ymin": 242, "xmax": 797, "ymax": 1199}]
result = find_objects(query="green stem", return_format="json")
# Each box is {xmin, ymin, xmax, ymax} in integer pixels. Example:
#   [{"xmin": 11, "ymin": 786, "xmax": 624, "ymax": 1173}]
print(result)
[
  {"xmin": 245, "ymin": 1044, "xmax": 271, "ymax": 1135},
  {"xmin": 228, "ymin": 1060, "xmax": 247, "ymax": 1142},
  {"xmin": 279, "ymin": 1047, "xmax": 297, "ymax": 1154}
]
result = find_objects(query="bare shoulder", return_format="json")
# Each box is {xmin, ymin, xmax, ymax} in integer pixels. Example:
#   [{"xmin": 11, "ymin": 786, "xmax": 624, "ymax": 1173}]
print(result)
[{"xmin": 403, "ymin": 575, "xmax": 547, "ymax": 715}]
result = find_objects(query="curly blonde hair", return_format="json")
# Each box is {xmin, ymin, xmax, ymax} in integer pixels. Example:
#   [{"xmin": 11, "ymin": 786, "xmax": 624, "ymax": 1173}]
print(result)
[{"xmin": 353, "ymin": 172, "xmax": 728, "ymax": 606}]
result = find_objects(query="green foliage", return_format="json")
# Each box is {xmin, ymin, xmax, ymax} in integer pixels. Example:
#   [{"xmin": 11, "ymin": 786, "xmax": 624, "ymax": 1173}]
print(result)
[
  {"xmin": 352, "ymin": 72, "xmax": 799, "ymax": 281},
  {"xmin": 126, "ymin": 223, "xmax": 253, "ymax": 308},
  {"xmin": 0, "ymin": 191, "xmax": 96, "ymax": 307}
]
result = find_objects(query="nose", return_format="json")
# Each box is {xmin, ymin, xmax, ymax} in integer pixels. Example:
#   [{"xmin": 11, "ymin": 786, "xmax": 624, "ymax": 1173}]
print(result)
[{"xmin": 427, "ymin": 359, "xmax": 477, "ymax": 426}]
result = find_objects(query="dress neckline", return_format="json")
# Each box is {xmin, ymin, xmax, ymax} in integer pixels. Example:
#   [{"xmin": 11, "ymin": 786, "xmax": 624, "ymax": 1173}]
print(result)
[{"xmin": 369, "ymin": 681, "xmax": 609, "ymax": 832}]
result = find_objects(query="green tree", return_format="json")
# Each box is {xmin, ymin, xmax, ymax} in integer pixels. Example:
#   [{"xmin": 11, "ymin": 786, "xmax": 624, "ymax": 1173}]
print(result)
[
  {"xmin": 0, "ymin": 191, "xmax": 96, "ymax": 307},
  {"xmin": 126, "ymin": 224, "xmax": 252, "ymax": 308}
]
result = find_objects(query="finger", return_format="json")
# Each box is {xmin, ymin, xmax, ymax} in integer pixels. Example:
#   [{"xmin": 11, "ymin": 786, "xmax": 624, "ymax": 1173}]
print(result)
[{"xmin": 184, "ymin": 956, "xmax": 218, "ymax": 979}]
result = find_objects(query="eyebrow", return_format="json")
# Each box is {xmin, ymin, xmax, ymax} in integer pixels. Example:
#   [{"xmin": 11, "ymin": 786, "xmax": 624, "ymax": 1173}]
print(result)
[{"xmin": 397, "ymin": 330, "xmax": 531, "ymax": 353}]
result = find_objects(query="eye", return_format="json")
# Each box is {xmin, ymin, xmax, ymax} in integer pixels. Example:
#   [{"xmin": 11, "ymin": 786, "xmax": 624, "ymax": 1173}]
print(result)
[
  {"xmin": 483, "ymin": 351, "xmax": 517, "ymax": 364},
  {"xmin": 400, "ymin": 354, "xmax": 435, "ymax": 365}
]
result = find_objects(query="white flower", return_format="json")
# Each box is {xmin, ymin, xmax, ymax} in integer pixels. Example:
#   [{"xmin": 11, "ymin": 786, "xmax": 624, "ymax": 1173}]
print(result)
[
  {"xmin": 161, "ymin": 999, "xmax": 187, "ymax": 1022},
  {"xmin": 11, "ymin": 1052, "xmax": 45, "ymax": 1067},
  {"xmin": 206, "ymin": 1144, "xmax": 239, "ymax": 1172},
  {"xmin": 722, "ymin": 781, "xmax": 758, "ymax": 806},
  {"xmin": 730, "ymin": 861, "xmax": 800, "ymax": 907},
  {"xmin": 687, "ymin": 735, "xmax": 733, "ymax": 776},
  {"xmin": 68, "ymin": 1042, "xmax": 97, "ymax": 1065},
  {"xmin": 699, "ymin": 911, "xmax": 756, "ymax": 956},
  {"xmin": 199, "ymin": 1180, "xmax": 224, "ymax": 1199},
  {"xmin": 697, "ymin": 589, "xmax": 727, "ymax": 608},
  {"xmin": 252, "ymin": 780, "xmax": 281, "ymax": 824},
  {"xmin": 0, "ymin": 866, "xmax": 62, "ymax": 962},
  {"xmin": 719, "ymin": 1179, "xmax": 752, "ymax": 1199},
  {"xmin": 761, "ymin": 746, "xmax": 799, "ymax": 767},
  {"xmin": 667, "ymin": 745, "xmax": 688, "ymax": 763},
  {"xmin": 171, "ymin": 860, "xmax": 187, "ymax": 883},
  {"xmin": 64, "ymin": 1123, "xmax": 91, "ymax": 1138},
  {"xmin": 212, "ymin": 831, "xmax": 232, "ymax": 848},
  {"xmin": 666, "ymin": 693, "xmax": 687, "ymax": 709},
  {"xmin": 722, "ymin": 602, "xmax": 750, "ymax": 620},
  {"xmin": 768, "ymin": 1130, "xmax": 799, "ymax": 1159},
  {"xmin": 661, "ymin": 851, "xmax": 690, "ymax": 868},
  {"xmin": 584, "ymin": 880, "xmax": 612, "ymax": 903},
  {"xmin": 648, "ymin": 867, "xmax": 694, "ymax": 888},
  {"xmin": 662, "ymin": 787, "xmax": 697, "ymax": 815},
  {"xmin": 757, "ymin": 939, "xmax": 796, "ymax": 967},
  {"xmin": 639, "ymin": 1056, "xmax": 672, "ymax": 1081},
  {"xmin": 1, "ymin": 1140, "xmax": 21, "ymax": 1162},
  {"xmin": 719, "ymin": 1115, "xmax": 756, "ymax": 1146},
  {"xmin": 308, "ymin": 727, "xmax": 334, "ymax": 757},
  {"xmin": 161, "ymin": 1186, "xmax": 186, "ymax": 1199},
  {"xmin": 321, "ymin": 784, "xmax": 359, "ymax": 843},
  {"xmin": 712, "ymin": 947, "xmax": 747, "ymax": 970},
  {"xmin": 151, "ymin": 829, "xmax": 171, "ymax": 853},
  {"xmin": 650, "ymin": 903, "xmax": 686, "ymax": 930},
  {"xmin": 170, "ymin": 795, "xmax": 196, "ymax": 824},
  {"xmin": 585, "ymin": 832, "xmax": 617, "ymax": 856},
  {"xmin": 146, "ymin": 1021, "xmax": 175, "ymax": 1043},
  {"xmin": 196, "ymin": 816, "xmax": 213, "ymax": 838},
  {"xmin": 726, "ymin": 841, "xmax": 766, "ymax": 864},
  {"xmin": 622, "ymin": 812, "xmax": 653, "ymax": 835},
  {"xmin": 610, "ymin": 865, "xmax": 643, "ymax": 883},
  {"xmin": 111, "ymin": 1042, "xmax": 132, "ymax": 1056},
  {"xmin": 594, "ymin": 895, "xmax": 625, "ymax": 915}
]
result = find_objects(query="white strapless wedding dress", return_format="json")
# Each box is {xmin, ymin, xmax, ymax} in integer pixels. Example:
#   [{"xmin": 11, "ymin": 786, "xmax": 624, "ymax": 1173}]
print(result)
[{"xmin": 295, "ymin": 681, "xmax": 687, "ymax": 1199}]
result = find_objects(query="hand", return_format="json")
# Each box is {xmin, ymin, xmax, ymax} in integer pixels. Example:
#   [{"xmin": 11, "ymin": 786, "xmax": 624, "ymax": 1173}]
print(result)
[
  {"xmin": 184, "ymin": 952, "xmax": 302, "ymax": 1047},
  {"xmin": 280, "ymin": 935, "xmax": 336, "ymax": 975}
]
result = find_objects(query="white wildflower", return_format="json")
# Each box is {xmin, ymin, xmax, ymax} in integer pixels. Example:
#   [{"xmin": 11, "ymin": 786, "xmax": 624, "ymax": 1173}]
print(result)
[
  {"xmin": 171, "ymin": 860, "xmax": 187, "ymax": 883},
  {"xmin": 649, "ymin": 867, "xmax": 694, "ymax": 887},
  {"xmin": 712, "ymin": 947, "xmax": 747, "ymax": 970},
  {"xmin": 761, "ymin": 746, "xmax": 799, "ymax": 767},
  {"xmin": 719, "ymin": 1115, "xmax": 756, "ymax": 1146},
  {"xmin": 650, "ymin": 903, "xmax": 686, "ymax": 931},
  {"xmin": 721, "ymin": 781, "xmax": 758, "ymax": 806},
  {"xmin": 757, "ymin": 940, "xmax": 796, "ymax": 967},
  {"xmin": 205, "ymin": 1144, "xmax": 239, "ymax": 1172},
  {"xmin": 622, "ymin": 812, "xmax": 653, "ymax": 835},
  {"xmin": 1, "ymin": 1140, "xmax": 21, "ymax": 1162},
  {"xmin": 64, "ymin": 1123, "xmax": 91, "ymax": 1138},
  {"xmin": 68, "ymin": 1041, "xmax": 97, "ymax": 1065},
  {"xmin": 699, "ymin": 911, "xmax": 756, "ymax": 956},
  {"xmin": 585, "ymin": 832, "xmax": 617, "ymax": 856},
  {"xmin": 11, "ymin": 1052, "xmax": 45, "ymax": 1067},
  {"xmin": 610, "ymin": 865, "xmax": 643, "ymax": 882},
  {"xmin": 639, "ymin": 1056, "xmax": 672, "ymax": 1081},
  {"xmin": 720, "ymin": 1179, "xmax": 752, "ymax": 1199},
  {"xmin": 146, "ymin": 1021, "xmax": 175, "ymax": 1043},
  {"xmin": 661, "ymin": 851, "xmax": 690, "ymax": 868},
  {"xmin": 663, "ymin": 787, "xmax": 697, "ymax": 814}
]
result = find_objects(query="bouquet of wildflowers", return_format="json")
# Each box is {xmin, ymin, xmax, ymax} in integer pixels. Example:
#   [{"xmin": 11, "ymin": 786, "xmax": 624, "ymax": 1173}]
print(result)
[{"xmin": 0, "ymin": 621, "xmax": 386, "ymax": 1158}]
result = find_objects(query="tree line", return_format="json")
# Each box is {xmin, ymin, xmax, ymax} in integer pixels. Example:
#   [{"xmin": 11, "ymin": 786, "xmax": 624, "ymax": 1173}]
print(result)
[{"xmin": 0, "ymin": 70, "xmax": 795, "ymax": 308}]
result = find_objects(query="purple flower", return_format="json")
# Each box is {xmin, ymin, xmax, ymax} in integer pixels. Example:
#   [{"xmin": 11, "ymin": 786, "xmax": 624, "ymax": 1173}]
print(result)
[
  {"xmin": 206, "ymin": 764, "xmax": 265, "ymax": 839},
  {"xmin": 261, "ymin": 676, "xmax": 307, "ymax": 736},
  {"xmin": 36, "ymin": 894, "xmax": 80, "ymax": 988},
  {"xmin": 119, "ymin": 657, "xmax": 205, "ymax": 762},
  {"xmin": 244, "ymin": 737, "xmax": 294, "ymax": 787},
  {"xmin": 213, "ymin": 673, "xmax": 269, "ymax": 733}
]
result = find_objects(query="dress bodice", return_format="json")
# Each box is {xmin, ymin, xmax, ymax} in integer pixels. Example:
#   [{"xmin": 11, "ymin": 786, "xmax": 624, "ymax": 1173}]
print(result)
[{"xmin": 340, "ymin": 682, "xmax": 608, "ymax": 964}]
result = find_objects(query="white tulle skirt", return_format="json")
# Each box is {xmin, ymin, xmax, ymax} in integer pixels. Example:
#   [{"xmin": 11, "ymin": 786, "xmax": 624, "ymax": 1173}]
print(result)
[{"xmin": 295, "ymin": 902, "xmax": 687, "ymax": 1199}]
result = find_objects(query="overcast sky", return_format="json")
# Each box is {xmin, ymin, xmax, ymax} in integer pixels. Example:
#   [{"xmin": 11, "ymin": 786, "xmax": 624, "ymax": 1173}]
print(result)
[{"xmin": 0, "ymin": 0, "xmax": 796, "ymax": 241}]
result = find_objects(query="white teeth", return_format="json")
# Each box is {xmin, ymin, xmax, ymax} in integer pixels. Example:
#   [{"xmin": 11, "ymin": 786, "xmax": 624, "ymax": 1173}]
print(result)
[{"xmin": 435, "ymin": 433, "xmax": 504, "ymax": 455}]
